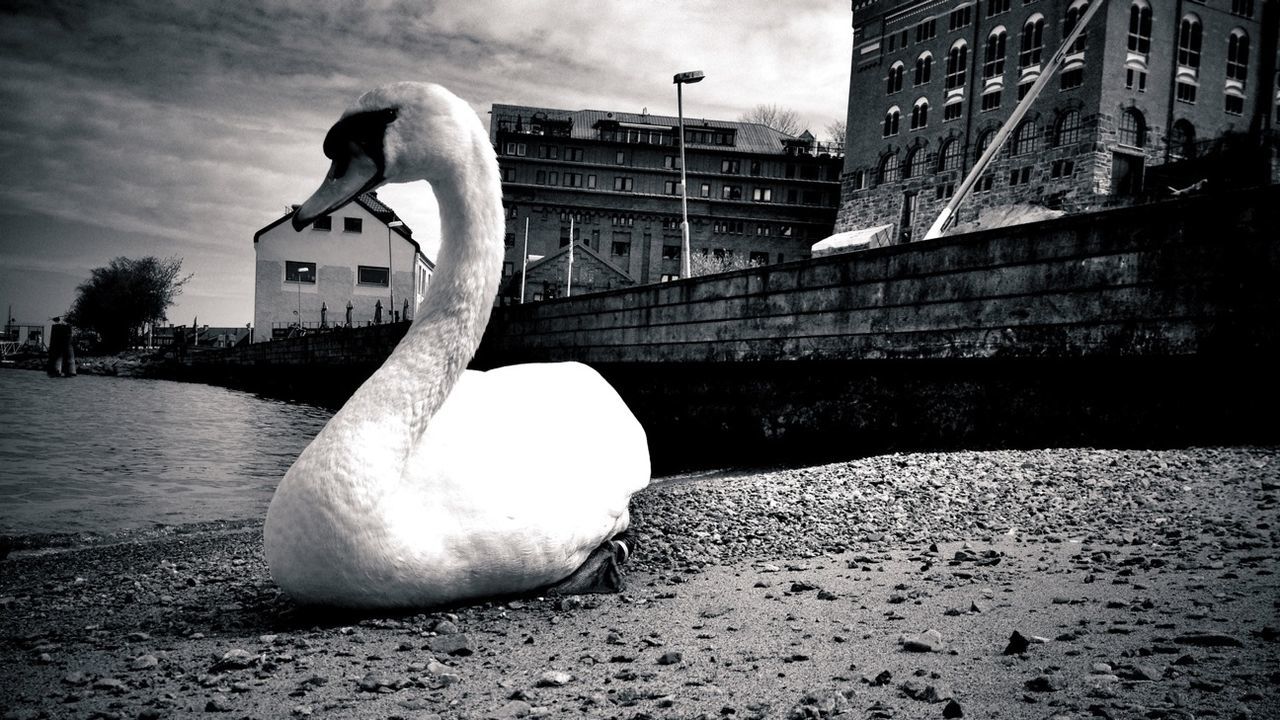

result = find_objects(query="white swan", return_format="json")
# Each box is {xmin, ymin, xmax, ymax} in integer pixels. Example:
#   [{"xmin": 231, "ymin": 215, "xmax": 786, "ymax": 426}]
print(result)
[{"xmin": 264, "ymin": 82, "xmax": 650, "ymax": 609}]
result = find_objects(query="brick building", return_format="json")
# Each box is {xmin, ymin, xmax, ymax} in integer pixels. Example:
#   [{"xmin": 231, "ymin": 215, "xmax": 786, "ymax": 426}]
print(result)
[
  {"xmin": 490, "ymin": 104, "xmax": 844, "ymax": 302},
  {"xmin": 838, "ymin": 0, "xmax": 1280, "ymax": 244}
]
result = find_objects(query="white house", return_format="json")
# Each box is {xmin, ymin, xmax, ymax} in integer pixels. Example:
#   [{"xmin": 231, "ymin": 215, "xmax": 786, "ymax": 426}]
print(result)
[{"xmin": 253, "ymin": 192, "xmax": 434, "ymax": 341}]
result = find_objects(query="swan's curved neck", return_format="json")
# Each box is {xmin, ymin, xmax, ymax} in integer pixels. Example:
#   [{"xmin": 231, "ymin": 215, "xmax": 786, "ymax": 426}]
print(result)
[{"xmin": 330, "ymin": 139, "xmax": 504, "ymax": 445}]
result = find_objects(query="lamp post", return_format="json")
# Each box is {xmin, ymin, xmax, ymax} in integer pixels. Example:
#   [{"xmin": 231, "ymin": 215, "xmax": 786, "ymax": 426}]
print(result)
[
  {"xmin": 387, "ymin": 219, "xmax": 404, "ymax": 319},
  {"xmin": 295, "ymin": 266, "xmax": 310, "ymax": 328},
  {"xmin": 673, "ymin": 69, "xmax": 705, "ymax": 279}
]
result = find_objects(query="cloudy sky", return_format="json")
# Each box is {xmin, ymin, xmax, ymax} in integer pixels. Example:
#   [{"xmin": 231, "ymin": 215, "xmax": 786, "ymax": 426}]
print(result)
[{"xmin": 0, "ymin": 0, "xmax": 852, "ymax": 328}]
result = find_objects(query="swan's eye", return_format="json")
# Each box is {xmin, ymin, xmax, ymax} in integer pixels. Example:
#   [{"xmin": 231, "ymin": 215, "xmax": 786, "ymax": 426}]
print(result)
[{"xmin": 322, "ymin": 108, "xmax": 399, "ymax": 171}]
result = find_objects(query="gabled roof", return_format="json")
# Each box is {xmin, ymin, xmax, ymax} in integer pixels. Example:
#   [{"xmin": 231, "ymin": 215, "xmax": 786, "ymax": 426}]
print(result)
[
  {"xmin": 522, "ymin": 241, "xmax": 633, "ymax": 281},
  {"xmin": 253, "ymin": 191, "xmax": 415, "ymax": 246}
]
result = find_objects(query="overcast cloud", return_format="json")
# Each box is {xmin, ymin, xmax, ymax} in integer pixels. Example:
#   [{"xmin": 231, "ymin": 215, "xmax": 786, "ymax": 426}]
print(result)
[{"xmin": 0, "ymin": 0, "xmax": 851, "ymax": 326}]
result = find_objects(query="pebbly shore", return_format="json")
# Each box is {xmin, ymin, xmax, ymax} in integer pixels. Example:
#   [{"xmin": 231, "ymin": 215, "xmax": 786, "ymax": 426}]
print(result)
[{"xmin": 2, "ymin": 447, "xmax": 1277, "ymax": 719}]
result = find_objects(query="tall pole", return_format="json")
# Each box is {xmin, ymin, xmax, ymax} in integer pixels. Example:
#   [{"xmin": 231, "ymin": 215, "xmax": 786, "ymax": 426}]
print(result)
[
  {"xmin": 566, "ymin": 215, "xmax": 575, "ymax": 297},
  {"xmin": 387, "ymin": 225, "xmax": 394, "ymax": 317},
  {"xmin": 677, "ymin": 82, "xmax": 691, "ymax": 279},
  {"xmin": 520, "ymin": 217, "xmax": 529, "ymax": 304}
]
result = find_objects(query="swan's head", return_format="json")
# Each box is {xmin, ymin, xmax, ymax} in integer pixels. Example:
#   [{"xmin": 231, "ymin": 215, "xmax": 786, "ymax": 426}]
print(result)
[{"xmin": 292, "ymin": 82, "xmax": 487, "ymax": 230}]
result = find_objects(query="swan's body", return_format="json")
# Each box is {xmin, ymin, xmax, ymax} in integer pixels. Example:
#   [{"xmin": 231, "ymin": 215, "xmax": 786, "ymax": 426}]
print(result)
[{"xmin": 264, "ymin": 82, "xmax": 649, "ymax": 608}]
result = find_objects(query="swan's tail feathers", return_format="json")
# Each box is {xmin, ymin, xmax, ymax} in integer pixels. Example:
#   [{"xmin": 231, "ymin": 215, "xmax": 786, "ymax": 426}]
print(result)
[{"xmin": 545, "ymin": 533, "xmax": 637, "ymax": 597}]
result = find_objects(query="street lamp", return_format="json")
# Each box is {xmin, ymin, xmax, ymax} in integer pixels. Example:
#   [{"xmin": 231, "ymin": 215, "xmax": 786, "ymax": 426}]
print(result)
[
  {"xmin": 673, "ymin": 69, "xmax": 705, "ymax": 279},
  {"xmin": 295, "ymin": 266, "xmax": 310, "ymax": 328},
  {"xmin": 387, "ymin": 219, "xmax": 404, "ymax": 320}
]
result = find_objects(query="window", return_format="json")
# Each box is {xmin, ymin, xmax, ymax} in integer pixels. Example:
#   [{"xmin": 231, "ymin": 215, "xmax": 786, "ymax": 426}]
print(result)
[
  {"xmin": 915, "ymin": 18, "xmax": 936, "ymax": 42},
  {"xmin": 343, "ymin": 217, "xmax": 362, "ymax": 232},
  {"xmin": 984, "ymin": 28, "xmax": 1007, "ymax": 79},
  {"xmin": 311, "ymin": 216, "xmax": 331, "ymax": 231},
  {"xmin": 502, "ymin": 167, "xmax": 515, "ymax": 182},
  {"xmin": 721, "ymin": 184, "xmax": 743, "ymax": 200},
  {"xmin": 910, "ymin": 98, "xmax": 929, "ymax": 130},
  {"xmin": 538, "ymin": 145, "xmax": 558, "ymax": 159},
  {"xmin": 1227, "ymin": 30, "xmax": 1249, "ymax": 82},
  {"xmin": 939, "ymin": 139, "xmax": 964, "ymax": 171},
  {"xmin": 981, "ymin": 90, "xmax": 1002, "ymax": 111},
  {"xmin": 285, "ymin": 261, "xmax": 315, "ymax": 283},
  {"xmin": 1128, "ymin": 2, "xmax": 1152, "ymax": 55},
  {"xmin": 1225, "ymin": 94, "xmax": 1245, "ymax": 115},
  {"xmin": 615, "ymin": 150, "xmax": 627, "ymax": 164},
  {"xmin": 1019, "ymin": 15, "xmax": 1044, "ymax": 68},
  {"xmin": 883, "ymin": 107, "xmax": 901, "ymax": 137},
  {"xmin": 1178, "ymin": 15, "xmax": 1202, "ymax": 68},
  {"xmin": 879, "ymin": 153, "xmax": 901, "ymax": 184},
  {"xmin": 935, "ymin": 183, "xmax": 955, "ymax": 200},
  {"xmin": 661, "ymin": 245, "xmax": 681, "ymax": 260},
  {"xmin": 914, "ymin": 52, "xmax": 933, "ymax": 85},
  {"xmin": 664, "ymin": 180, "xmax": 679, "ymax": 195},
  {"xmin": 1050, "ymin": 159, "xmax": 1075, "ymax": 178},
  {"xmin": 944, "ymin": 100, "xmax": 963, "ymax": 121},
  {"xmin": 1118, "ymin": 108, "xmax": 1145, "ymax": 148},
  {"xmin": 1127, "ymin": 69, "xmax": 1148, "ymax": 92},
  {"xmin": 750, "ymin": 160, "xmax": 762, "ymax": 176},
  {"xmin": 1064, "ymin": 1, "xmax": 1090, "ymax": 55},
  {"xmin": 566, "ymin": 147, "xmax": 584, "ymax": 162},
  {"xmin": 503, "ymin": 142, "xmax": 526, "ymax": 156},
  {"xmin": 749, "ymin": 251, "xmax": 770, "ymax": 265},
  {"xmin": 1010, "ymin": 120, "xmax": 1040, "ymax": 156},
  {"xmin": 613, "ymin": 176, "xmax": 633, "ymax": 191},
  {"xmin": 1054, "ymin": 109, "xmax": 1083, "ymax": 145},
  {"xmin": 548, "ymin": 171, "xmax": 559, "ymax": 185},
  {"xmin": 949, "ymin": 5, "xmax": 972, "ymax": 30},
  {"xmin": 611, "ymin": 241, "xmax": 630, "ymax": 256},
  {"xmin": 887, "ymin": 62, "xmax": 905, "ymax": 94},
  {"xmin": 987, "ymin": 0, "xmax": 1010, "ymax": 16},
  {"xmin": 1231, "ymin": 0, "xmax": 1254, "ymax": 17},
  {"xmin": 1169, "ymin": 120, "xmax": 1196, "ymax": 159},
  {"xmin": 1008, "ymin": 166, "xmax": 1032, "ymax": 185},
  {"xmin": 700, "ymin": 183, "xmax": 711, "ymax": 198},
  {"xmin": 535, "ymin": 169, "xmax": 546, "ymax": 184},
  {"xmin": 1061, "ymin": 67, "xmax": 1084, "ymax": 90},
  {"xmin": 976, "ymin": 175, "xmax": 995, "ymax": 193},
  {"xmin": 752, "ymin": 187, "xmax": 773, "ymax": 202},
  {"xmin": 358, "ymin": 265, "xmax": 389, "ymax": 286},
  {"xmin": 611, "ymin": 215, "xmax": 634, "ymax": 227},
  {"xmin": 1176, "ymin": 80, "xmax": 1197, "ymax": 104},
  {"xmin": 906, "ymin": 147, "xmax": 930, "ymax": 178},
  {"xmin": 721, "ymin": 159, "xmax": 741, "ymax": 174},
  {"xmin": 755, "ymin": 224, "xmax": 772, "ymax": 236},
  {"xmin": 587, "ymin": 175, "xmax": 597, "ymax": 189},
  {"xmin": 564, "ymin": 173, "xmax": 583, "ymax": 187},
  {"xmin": 946, "ymin": 41, "xmax": 968, "ymax": 90}
]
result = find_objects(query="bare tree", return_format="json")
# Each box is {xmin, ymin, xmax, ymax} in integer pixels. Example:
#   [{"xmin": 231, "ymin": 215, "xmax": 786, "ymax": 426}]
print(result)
[
  {"xmin": 739, "ymin": 104, "xmax": 805, "ymax": 136},
  {"xmin": 825, "ymin": 119, "xmax": 847, "ymax": 146}
]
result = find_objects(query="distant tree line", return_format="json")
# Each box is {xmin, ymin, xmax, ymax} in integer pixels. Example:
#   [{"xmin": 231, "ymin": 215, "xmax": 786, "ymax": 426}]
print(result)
[{"xmin": 67, "ymin": 255, "xmax": 191, "ymax": 352}]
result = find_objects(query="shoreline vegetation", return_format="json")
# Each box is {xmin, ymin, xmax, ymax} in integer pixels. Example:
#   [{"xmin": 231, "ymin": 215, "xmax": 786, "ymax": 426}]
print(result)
[{"xmin": 3, "ymin": 446, "xmax": 1278, "ymax": 719}]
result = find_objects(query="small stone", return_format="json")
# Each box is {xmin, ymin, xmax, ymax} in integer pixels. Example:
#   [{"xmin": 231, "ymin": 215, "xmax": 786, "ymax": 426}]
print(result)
[
  {"xmin": 536, "ymin": 670, "xmax": 573, "ymax": 687},
  {"xmin": 902, "ymin": 629, "xmax": 944, "ymax": 653},
  {"xmin": 1123, "ymin": 663, "xmax": 1163, "ymax": 681},
  {"xmin": 205, "ymin": 697, "xmax": 232, "ymax": 712},
  {"xmin": 1025, "ymin": 674, "xmax": 1064, "ymax": 692},
  {"xmin": 129, "ymin": 654, "xmax": 159, "ymax": 671},
  {"xmin": 493, "ymin": 699, "xmax": 531, "ymax": 718},
  {"xmin": 432, "ymin": 619, "xmax": 460, "ymax": 635},
  {"xmin": 62, "ymin": 671, "xmax": 91, "ymax": 686},
  {"xmin": 1174, "ymin": 633, "xmax": 1243, "ymax": 647},
  {"xmin": 93, "ymin": 677, "xmax": 127, "ymax": 692},
  {"xmin": 657, "ymin": 651, "xmax": 683, "ymax": 665},
  {"xmin": 1004, "ymin": 631, "xmax": 1030, "ymax": 655},
  {"xmin": 426, "ymin": 633, "xmax": 473, "ymax": 656},
  {"xmin": 943, "ymin": 699, "xmax": 964, "ymax": 718},
  {"xmin": 211, "ymin": 649, "xmax": 257, "ymax": 672},
  {"xmin": 357, "ymin": 671, "xmax": 399, "ymax": 692}
]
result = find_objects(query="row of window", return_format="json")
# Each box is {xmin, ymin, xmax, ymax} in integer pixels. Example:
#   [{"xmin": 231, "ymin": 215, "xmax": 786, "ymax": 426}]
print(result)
[
  {"xmin": 503, "ymin": 143, "xmax": 832, "ymax": 180},
  {"xmin": 507, "ymin": 209, "xmax": 812, "ymax": 242},
  {"xmin": 308, "ymin": 216, "xmax": 363, "ymax": 233},
  {"xmin": 283, "ymin": 261, "xmax": 389, "ymax": 287},
  {"xmin": 510, "ymin": 167, "xmax": 828, "ymax": 205}
]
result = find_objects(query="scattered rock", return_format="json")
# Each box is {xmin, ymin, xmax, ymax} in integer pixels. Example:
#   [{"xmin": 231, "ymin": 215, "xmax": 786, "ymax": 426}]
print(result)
[
  {"xmin": 536, "ymin": 670, "xmax": 573, "ymax": 687},
  {"xmin": 1004, "ymin": 631, "xmax": 1030, "ymax": 655},
  {"xmin": 426, "ymin": 633, "xmax": 473, "ymax": 656}
]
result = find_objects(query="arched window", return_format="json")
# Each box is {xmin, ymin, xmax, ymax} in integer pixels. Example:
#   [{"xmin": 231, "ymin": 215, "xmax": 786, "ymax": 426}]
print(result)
[
  {"xmin": 1019, "ymin": 15, "xmax": 1045, "ymax": 68},
  {"xmin": 1054, "ymin": 109, "xmax": 1084, "ymax": 146},
  {"xmin": 1118, "ymin": 108, "xmax": 1145, "ymax": 148},
  {"xmin": 1178, "ymin": 14, "xmax": 1202, "ymax": 68},
  {"xmin": 984, "ymin": 27, "xmax": 1007, "ymax": 79},
  {"xmin": 1128, "ymin": 2, "xmax": 1152, "ymax": 55},
  {"xmin": 904, "ymin": 147, "xmax": 930, "ymax": 178},
  {"xmin": 975, "ymin": 128, "xmax": 996, "ymax": 160},
  {"xmin": 910, "ymin": 98, "xmax": 930, "ymax": 130},
  {"xmin": 939, "ymin": 138, "xmax": 964, "ymax": 172},
  {"xmin": 914, "ymin": 52, "xmax": 933, "ymax": 85},
  {"xmin": 887, "ymin": 62, "xmax": 905, "ymax": 94},
  {"xmin": 879, "ymin": 153, "xmax": 901, "ymax": 184},
  {"xmin": 1064, "ymin": 1, "xmax": 1090, "ymax": 55},
  {"xmin": 1169, "ymin": 119, "xmax": 1196, "ymax": 159},
  {"xmin": 1010, "ymin": 120, "xmax": 1040, "ymax": 156},
  {"xmin": 1227, "ymin": 29, "xmax": 1249, "ymax": 82},
  {"xmin": 883, "ymin": 107, "xmax": 901, "ymax": 137},
  {"xmin": 946, "ymin": 41, "xmax": 968, "ymax": 90}
]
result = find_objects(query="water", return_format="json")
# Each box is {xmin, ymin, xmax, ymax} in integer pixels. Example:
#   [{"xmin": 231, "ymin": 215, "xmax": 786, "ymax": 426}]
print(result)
[{"xmin": 0, "ymin": 370, "xmax": 332, "ymax": 537}]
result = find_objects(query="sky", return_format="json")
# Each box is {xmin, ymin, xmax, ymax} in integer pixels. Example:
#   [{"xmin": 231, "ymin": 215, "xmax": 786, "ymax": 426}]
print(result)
[{"xmin": 0, "ymin": 0, "xmax": 852, "ymax": 329}]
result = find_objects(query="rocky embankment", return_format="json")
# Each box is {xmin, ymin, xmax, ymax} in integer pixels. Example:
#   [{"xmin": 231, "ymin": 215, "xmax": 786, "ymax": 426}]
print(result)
[
  {"xmin": 1, "ymin": 447, "xmax": 1277, "ymax": 719},
  {"xmin": 2, "ymin": 349, "xmax": 175, "ymax": 378}
]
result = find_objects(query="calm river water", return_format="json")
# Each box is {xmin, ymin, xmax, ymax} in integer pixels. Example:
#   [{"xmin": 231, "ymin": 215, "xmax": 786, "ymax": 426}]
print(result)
[{"xmin": 0, "ymin": 370, "xmax": 332, "ymax": 537}]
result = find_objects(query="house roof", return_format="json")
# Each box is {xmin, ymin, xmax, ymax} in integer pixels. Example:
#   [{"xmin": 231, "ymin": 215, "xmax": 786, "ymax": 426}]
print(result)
[
  {"xmin": 253, "ymin": 191, "xmax": 420, "ymax": 254},
  {"xmin": 522, "ymin": 242, "xmax": 634, "ymax": 281},
  {"xmin": 491, "ymin": 104, "xmax": 806, "ymax": 156}
]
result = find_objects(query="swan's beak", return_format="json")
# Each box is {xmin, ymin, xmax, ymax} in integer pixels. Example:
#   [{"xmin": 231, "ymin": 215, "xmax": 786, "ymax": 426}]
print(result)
[{"xmin": 292, "ymin": 143, "xmax": 384, "ymax": 231}]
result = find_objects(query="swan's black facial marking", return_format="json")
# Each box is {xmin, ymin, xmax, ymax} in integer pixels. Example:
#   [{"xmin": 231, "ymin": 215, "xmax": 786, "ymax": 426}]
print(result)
[{"xmin": 322, "ymin": 108, "xmax": 398, "ymax": 179}]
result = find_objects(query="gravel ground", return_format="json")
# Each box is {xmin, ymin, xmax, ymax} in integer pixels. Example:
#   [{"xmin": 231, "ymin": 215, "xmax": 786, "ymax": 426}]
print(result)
[{"xmin": 1, "ymin": 446, "xmax": 1277, "ymax": 719}]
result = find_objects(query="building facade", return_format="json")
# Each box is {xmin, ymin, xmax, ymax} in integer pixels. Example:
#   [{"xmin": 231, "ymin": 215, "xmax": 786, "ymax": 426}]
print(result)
[
  {"xmin": 839, "ymin": 0, "xmax": 1279, "ymax": 243},
  {"xmin": 253, "ymin": 192, "xmax": 433, "ymax": 341},
  {"xmin": 490, "ymin": 104, "xmax": 844, "ymax": 302}
]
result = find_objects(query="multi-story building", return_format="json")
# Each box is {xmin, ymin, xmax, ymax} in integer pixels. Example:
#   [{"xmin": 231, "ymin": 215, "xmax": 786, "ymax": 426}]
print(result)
[
  {"xmin": 490, "ymin": 104, "xmax": 844, "ymax": 302},
  {"xmin": 838, "ymin": 0, "xmax": 1279, "ymax": 243},
  {"xmin": 253, "ymin": 192, "xmax": 434, "ymax": 341}
]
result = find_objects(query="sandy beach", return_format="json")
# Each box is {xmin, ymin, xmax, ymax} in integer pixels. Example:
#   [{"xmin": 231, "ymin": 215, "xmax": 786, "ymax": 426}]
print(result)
[{"xmin": 2, "ymin": 446, "xmax": 1277, "ymax": 719}]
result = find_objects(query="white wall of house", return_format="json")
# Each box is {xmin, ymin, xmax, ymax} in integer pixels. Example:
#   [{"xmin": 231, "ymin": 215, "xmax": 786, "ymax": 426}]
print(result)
[{"xmin": 254, "ymin": 201, "xmax": 430, "ymax": 341}]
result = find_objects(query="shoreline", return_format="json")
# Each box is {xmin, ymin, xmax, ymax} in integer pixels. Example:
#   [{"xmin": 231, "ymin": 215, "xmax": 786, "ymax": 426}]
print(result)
[{"xmin": 3, "ymin": 446, "xmax": 1278, "ymax": 719}]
